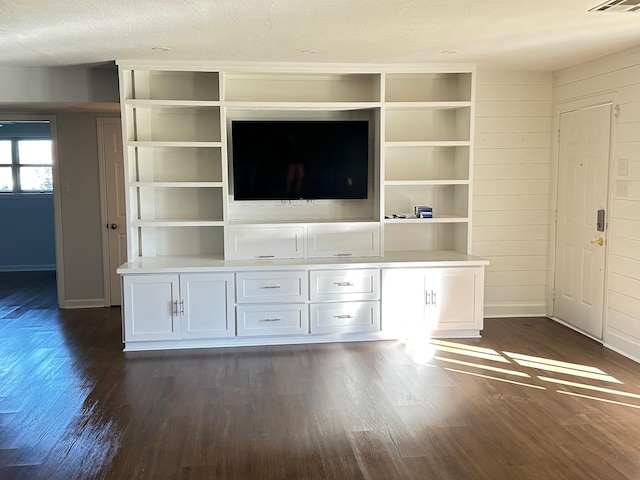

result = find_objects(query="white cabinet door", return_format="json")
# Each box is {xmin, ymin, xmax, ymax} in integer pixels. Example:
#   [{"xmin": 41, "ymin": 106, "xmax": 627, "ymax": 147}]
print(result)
[
  {"xmin": 307, "ymin": 224, "xmax": 380, "ymax": 258},
  {"xmin": 226, "ymin": 226, "xmax": 305, "ymax": 259},
  {"xmin": 382, "ymin": 266, "xmax": 484, "ymax": 339},
  {"xmin": 180, "ymin": 273, "xmax": 235, "ymax": 339},
  {"xmin": 423, "ymin": 267, "xmax": 483, "ymax": 334},
  {"xmin": 123, "ymin": 275, "xmax": 180, "ymax": 342}
]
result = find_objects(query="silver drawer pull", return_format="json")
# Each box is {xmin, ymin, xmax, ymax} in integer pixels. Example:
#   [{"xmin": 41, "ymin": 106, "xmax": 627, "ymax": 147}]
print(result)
[
  {"xmin": 335, "ymin": 253, "xmax": 353, "ymax": 257},
  {"xmin": 334, "ymin": 282, "xmax": 354, "ymax": 287},
  {"xmin": 261, "ymin": 318, "xmax": 281, "ymax": 322},
  {"xmin": 258, "ymin": 255, "xmax": 275, "ymax": 258},
  {"xmin": 333, "ymin": 314, "xmax": 354, "ymax": 319},
  {"xmin": 261, "ymin": 285, "xmax": 281, "ymax": 289}
]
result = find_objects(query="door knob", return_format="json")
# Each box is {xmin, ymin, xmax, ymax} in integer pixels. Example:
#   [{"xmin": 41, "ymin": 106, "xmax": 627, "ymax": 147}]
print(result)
[
  {"xmin": 109, "ymin": 223, "xmax": 118, "ymax": 230},
  {"xmin": 590, "ymin": 237, "xmax": 604, "ymax": 246}
]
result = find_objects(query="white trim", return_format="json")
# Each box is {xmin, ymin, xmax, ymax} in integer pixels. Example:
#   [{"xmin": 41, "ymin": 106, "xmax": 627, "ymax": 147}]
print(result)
[
  {"xmin": 116, "ymin": 60, "xmax": 478, "ymax": 74},
  {"xmin": 97, "ymin": 117, "xmax": 122, "ymax": 306},
  {"xmin": 0, "ymin": 264, "xmax": 55, "ymax": 272},
  {"xmin": 60, "ymin": 298, "xmax": 106, "ymax": 309},
  {"xmin": 548, "ymin": 315, "xmax": 604, "ymax": 344},
  {"xmin": 484, "ymin": 303, "xmax": 547, "ymax": 318}
]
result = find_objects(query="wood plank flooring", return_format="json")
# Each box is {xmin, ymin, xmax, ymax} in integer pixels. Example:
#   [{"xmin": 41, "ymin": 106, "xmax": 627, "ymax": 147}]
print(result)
[{"xmin": 1, "ymin": 272, "xmax": 640, "ymax": 479}]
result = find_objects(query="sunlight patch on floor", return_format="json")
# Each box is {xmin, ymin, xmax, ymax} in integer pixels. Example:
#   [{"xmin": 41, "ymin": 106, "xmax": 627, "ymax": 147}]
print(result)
[{"xmin": 444, "ymin": 368, "xmax": 546, "ymax": 390}]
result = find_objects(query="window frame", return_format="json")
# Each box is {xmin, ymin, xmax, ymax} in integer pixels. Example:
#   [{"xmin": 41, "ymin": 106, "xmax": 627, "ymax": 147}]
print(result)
[{"xmin": 0, "ymin": 137, "xmax": 53, "ymax": 194}]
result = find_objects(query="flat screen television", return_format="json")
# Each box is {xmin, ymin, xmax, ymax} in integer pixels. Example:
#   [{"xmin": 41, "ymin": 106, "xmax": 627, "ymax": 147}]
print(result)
[{"xmin": 231, "ymin": 120, "xmax": 369, "ymax": 200}]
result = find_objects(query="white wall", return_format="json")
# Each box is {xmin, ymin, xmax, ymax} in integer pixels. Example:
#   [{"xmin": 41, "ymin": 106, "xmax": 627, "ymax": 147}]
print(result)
[
  {"xmin": 554, "ymin": 46, "xmax": 640, "ymax": 361},
  {"xmin": 473, "ymin": 71, "xmax": 554, "ymax": 317}
]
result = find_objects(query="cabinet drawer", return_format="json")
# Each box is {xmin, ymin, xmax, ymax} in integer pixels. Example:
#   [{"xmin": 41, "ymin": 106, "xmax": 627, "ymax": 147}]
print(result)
[
  {"xmin": 310, "ymin": 301, "xmax": 380, "ymax": 334},
  {"xmin": 227, "ymin": 226, "xmax": 305, "ymax": 260},
  {"xmin": 236, "ymin": 304, "xmax": 309, "ymax": 336},
  {"xmin": 307, "ymin": 224, "xmax": 380, "ymax": 258},
  {"xmin": 236, "ymin": 271, "xmax": 308, "ymax": 303},
  {"xmin": 310, "ymin": 268, "xmax": 379, "ymax": 302}
]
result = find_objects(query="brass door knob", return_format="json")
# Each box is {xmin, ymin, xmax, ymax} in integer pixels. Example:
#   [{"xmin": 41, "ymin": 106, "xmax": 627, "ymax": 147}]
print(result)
[{"xmin": 590, "ymin": 237, "xmax": 604, "ymax": 246}]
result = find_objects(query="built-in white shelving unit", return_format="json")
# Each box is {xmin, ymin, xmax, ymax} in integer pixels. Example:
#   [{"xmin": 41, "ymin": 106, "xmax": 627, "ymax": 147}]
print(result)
[
  {"xmin": 117, "ymin": 63, "xmax": 485, "ymax": 352},
  {"xmin": 382, "ymin": 72, "xmax": 474, "ymax": 254},
  {"xmin": 120, "ymin": 66, "xmax": 474, "ymax": 261}
]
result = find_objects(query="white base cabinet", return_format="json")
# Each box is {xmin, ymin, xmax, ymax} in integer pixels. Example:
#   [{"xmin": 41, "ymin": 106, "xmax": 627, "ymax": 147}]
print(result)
[
  {"xmin": 119, "ymin": 252, "xmax": 487, "ymax": 351},
  {"xmin": 382, "ymin": 266, "xmax": 485, "ymax": 339},
  {"xmin": 122, "ymin": 273, "xmax": 234, "ymax": 344}
]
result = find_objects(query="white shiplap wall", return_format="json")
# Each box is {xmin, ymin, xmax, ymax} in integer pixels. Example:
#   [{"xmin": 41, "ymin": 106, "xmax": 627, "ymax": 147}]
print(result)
[
  {"xmin": 474, "ymin": 71, "xmax": 554, "ymax": 317},
  {"xmin": 554, "ymin": 46, "xmax": 640, "ymax": 362}
]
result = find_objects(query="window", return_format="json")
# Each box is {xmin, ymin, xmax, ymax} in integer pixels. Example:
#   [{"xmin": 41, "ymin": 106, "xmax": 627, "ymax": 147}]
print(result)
[{"xmin": 0, "ymin": 139, "xmax": 53, "ymax": 193}]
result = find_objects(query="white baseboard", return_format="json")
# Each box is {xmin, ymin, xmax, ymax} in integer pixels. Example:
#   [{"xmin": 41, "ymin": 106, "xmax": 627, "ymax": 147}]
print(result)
[
  {"xmin": 484, "ymin": 302, "xmax": 547, "ymax": 318},
  {"xmin": 604, "ymin": 328, "xmax": 640, "ymax": 364},
  {"xmin": 0, "ymin": 265, "xmax": 56, "ymax": 272},
  {"xmin": 59, "ymin": 299, "xmax": 106, "ymax": 309}
]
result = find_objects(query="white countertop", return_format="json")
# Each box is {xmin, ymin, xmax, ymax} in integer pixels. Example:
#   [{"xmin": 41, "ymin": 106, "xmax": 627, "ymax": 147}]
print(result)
[{"xmin": 117, "ymin": 250, "xmax": 489, "ymax": 274}]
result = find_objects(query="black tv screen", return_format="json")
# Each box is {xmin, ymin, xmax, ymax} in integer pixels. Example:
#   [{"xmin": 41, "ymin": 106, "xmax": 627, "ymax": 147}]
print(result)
[{"xmin": 231, "ymin": 120, "xmax": 369, "ymax": 200}]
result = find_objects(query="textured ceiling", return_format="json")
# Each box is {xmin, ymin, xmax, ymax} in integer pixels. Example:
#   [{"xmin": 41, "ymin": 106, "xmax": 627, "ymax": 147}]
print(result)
[{"xmin": 2, "ymin": 0, "xmax": 640, "ymax": 71}]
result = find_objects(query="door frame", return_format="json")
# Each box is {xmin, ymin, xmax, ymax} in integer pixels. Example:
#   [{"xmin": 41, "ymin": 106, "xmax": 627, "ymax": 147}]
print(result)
[
  {"xmin": 548, "ymin": 92, "xmax": 616, "ymax": 340},
  {"xmin": 97, "ymin": 116, "xmax": 123, "ymax": 306}
]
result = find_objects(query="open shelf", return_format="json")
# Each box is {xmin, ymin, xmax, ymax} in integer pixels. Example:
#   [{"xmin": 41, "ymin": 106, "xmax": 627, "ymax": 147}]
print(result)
[
  {"xmin": 126, "ymin": 106, "xmax": 221, "ymax": 143},
  {"xmin": 124, "ymin": 70, "xmax": 220, "ymax": 101},
  {"xmin": 384, "ymin": 222, "xmax": 469, "ymax": 252},
  {"xmin": 385, "ymin": 73, "xmax": 472, "ymax": 102},
  {"xmin": 224, "ymin": 73, "xmax": 381, "ymax": 103},
  {"xmin": 130, "ymin": 145, "xmax": 223, "ymax": 183},
  {"xmin": 385, "ymin": 107, "xmax": 470, "ymax": 143},
  {"xmin": 137, "ymin": 225, "xmax": 225, "ymax": 257},
  {"xmin": 384, "ymin": 184, "xmax": 469, "ymax": 219},
  {"xmin": 384, "ymin": 145, "xmax": 470, "ymax": 182},
  {"xmin": 136, "ymin": 186, "xmax": 224, "ymax": 222}
]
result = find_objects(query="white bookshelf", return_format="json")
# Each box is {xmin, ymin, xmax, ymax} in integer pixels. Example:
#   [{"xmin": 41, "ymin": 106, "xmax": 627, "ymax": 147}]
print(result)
[
  {"xmin": 382, "ymin": 71, "xmax": 474, "ymax": 254},
  {"xmin": 119, "ymin": 65, "xmax": 475, "ymax": 261}
]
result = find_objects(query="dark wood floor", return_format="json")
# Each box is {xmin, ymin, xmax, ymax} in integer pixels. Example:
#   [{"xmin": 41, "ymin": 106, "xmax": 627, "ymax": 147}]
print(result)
[{"xmin": 1, "ymin": 272, "xmax": 640, "ymax": 480}]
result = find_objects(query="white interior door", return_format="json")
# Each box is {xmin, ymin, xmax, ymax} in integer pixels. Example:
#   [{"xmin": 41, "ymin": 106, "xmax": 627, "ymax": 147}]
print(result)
[
  {"xmin": 98, "ymin": 117, "xmax": 126, "ymax": 306},
  {"xmin": 554, "ymin": 103, "xmax": 611, "ymax": 339}
]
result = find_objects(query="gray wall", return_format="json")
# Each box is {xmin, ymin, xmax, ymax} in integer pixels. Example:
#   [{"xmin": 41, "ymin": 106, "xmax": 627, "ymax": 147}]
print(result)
[
  {"xmin": 0, "ymin": 65, "xmax": 119, "ymax": 104},
  {"xmin": 56, "ymin": 112, "xmax": 119, "ymax": 306}
]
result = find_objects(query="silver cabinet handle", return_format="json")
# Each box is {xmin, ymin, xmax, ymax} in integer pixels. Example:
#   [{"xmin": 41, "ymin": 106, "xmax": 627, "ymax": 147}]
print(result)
[
  {"xmin": 261, "ymin": 285, "xmax": 281, "ymax": 289},
  {"xmin": 425, "ymin": 290, "xmax": 437, "ymax": 306},
  {"xmin": 333, "ymin": 314, "xmax": 354, "ymax": 319},
  {"xmin": 334, "ymin": 282, "xmax": 354, "ymax": 287},
  {"xmin": 335, "ymin": 253, "xmax": 353, "ymax": 257},
  {"xmin": 258, "ymin": 255, "xmax": 275, "ymax": 258},
  {"xmin": 173, "ymin": 300, "xmax": 180, "ymax": 314},
  {"xmin": 261, "ymin": 318, "xmax": 281, "ymax": 322}
]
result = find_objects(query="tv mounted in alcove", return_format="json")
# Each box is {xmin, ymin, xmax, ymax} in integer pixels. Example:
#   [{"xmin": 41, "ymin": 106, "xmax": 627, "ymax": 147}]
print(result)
[{"xmin": 231, "ymin": 120, "xmax": 369, "ymax": 201}]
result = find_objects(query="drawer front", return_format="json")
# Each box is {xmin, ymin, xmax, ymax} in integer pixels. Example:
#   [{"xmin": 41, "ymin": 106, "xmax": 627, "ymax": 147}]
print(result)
[
  {"xmin": 310, "ymin": 301, "xmax": 380, "ymax": 334},
  {"xmin": 310, "ymin": 269, "xmax": 380, "ymax": 302},
  {"xmin": 307, "ymin": 224, "xmax": 380, "ymax": 258},
  {"xmin": 227, "ymin": 226, "xmax": 305, "ymax": 260},
  {"xmin": 236, "ymin": 271, "xmax": 308, "ymax": 303},
  {"xmin": 237, "ymin": 304, "xmax": 309, "ymax": 336}
]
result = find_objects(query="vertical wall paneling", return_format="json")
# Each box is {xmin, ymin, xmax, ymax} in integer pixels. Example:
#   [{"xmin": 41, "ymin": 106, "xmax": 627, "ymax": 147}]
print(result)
[
  {"xmin": 474, "ymin": 71, "xmax": 553, "ymax": 317},
  {"xmin": 553, "ymin": 45, "xmax": 640, "ymax": 362}
]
